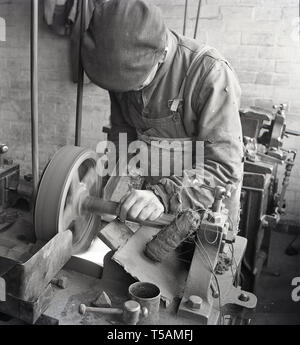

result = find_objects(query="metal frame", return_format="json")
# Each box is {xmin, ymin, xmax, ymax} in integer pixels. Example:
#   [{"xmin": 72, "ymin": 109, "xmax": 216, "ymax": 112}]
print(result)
[
  {"xmin": 75, "ymin": 0, "xmax": 88, "ymax": 147},
  {"xmin": 29, "ymin": 0, "xmax": 88, "ymax": 196},
  {"xmin": 30, "ymin": 0, "xmax": 39, "ymax": 198}
]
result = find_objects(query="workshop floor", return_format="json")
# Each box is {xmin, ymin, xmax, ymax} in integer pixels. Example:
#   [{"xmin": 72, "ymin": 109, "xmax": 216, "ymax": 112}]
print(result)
[{"xmin": 252, "ymin": 231, "xmax": 300, "ymax": 325}]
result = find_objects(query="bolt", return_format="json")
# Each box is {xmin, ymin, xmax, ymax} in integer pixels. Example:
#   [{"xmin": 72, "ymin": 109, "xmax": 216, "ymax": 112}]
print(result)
[
  {"xmin": 0, "ymin": 144, "xmax": 8, "ymax": 154},
  {"xmin": 79, "ymin": 303, "xmax": 87, "ymax": 315},
  {"xmin": 210, "ymin": 214, "xmax": 223, "ymax": 224},
  {"xmin": 239, "ymin": 293, "xmax": 250, "ymax": 302},
  {"xmin": 187, "ymin": 295, "xmax": 203, "ymax": 310},
  {"xmin": 51, "ymin": 276, "xmax": 68, "ymax": 289}
]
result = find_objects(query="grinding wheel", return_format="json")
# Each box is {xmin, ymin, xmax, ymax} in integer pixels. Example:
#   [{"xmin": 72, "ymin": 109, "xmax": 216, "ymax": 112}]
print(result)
[{"xmin": 34, "ymin": 146, "xmax": 102, "ymax": 254}]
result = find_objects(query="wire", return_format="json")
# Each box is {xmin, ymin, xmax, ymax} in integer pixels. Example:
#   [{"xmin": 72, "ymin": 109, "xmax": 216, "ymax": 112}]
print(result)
[
  {"xmin": 195, "ymin": 232, "xmax": 225, "ymax": 325},
  {"xmin": 203, "ymin": 212, "xmax": 220, "ymax": 245}
]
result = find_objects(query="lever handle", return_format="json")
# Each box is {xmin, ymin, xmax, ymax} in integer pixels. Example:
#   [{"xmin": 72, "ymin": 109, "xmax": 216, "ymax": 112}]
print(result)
[
  {"xmin": 81, "ymin": 197, "xmax": 175, "ymax": 227},
  {"xmin": 285, "ymin": 129, "xmax": 300, "ymax": 137}
]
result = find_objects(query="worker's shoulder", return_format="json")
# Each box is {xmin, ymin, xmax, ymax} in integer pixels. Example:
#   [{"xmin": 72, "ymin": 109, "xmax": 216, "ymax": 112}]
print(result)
[{"xmin": 175, "ymin": 32, "xmax": 234, "ymax": 76}]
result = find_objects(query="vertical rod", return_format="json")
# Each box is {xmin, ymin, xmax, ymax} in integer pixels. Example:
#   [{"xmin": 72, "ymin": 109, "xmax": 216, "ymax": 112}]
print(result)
[
  {"xmin": 194, "ymin": 0, "xmax": 202, "ymax": 39},
  {"xmin": 75, "ymin": 0, "xmax": 87, "ymax": 147},
  {"xmin": 183, "ymin": 0, "xmax": 189, "ymax": 36},
  {"xmin": 31, "ymin": 0, "xmax": 39, "ymax": 197}
]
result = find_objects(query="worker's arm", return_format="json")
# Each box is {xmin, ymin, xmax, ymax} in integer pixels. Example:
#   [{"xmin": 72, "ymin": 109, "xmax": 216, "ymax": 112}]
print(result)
[
  {"xmin": 107, "ymin": 92, "xmax": 164, "ymax": 220},
  {"xmin": 146, "ymin": 59, "xmax": 244, "ymax": 229}
]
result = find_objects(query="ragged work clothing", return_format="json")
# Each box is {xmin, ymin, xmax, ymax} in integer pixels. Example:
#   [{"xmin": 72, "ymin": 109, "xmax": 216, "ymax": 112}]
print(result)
[{"xmin": 107, "ymin": 30, "xmax": 244, "ymax": 231}]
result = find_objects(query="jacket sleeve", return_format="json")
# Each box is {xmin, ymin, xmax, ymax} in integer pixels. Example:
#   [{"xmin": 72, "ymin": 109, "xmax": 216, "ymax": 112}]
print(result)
[{"xmin": 146, "ymin": 59, "xmax": 244, "ymax": 230}]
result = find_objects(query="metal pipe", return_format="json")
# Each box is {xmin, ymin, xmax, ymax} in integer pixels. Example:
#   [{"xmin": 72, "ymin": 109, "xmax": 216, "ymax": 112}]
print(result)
[
  {"xmin": 75, "ymin": 0, "xmax": 87, "ymax": 146},
  {"xmin": 183, "ymin": 0, "xmax": 189, "ymax": 35},
  {"xmin": 31, "ymin": 0, "xmax": 39, "ymax": 197},
  {"xmin": 194, "ymin": 0, "xmax": 202, "ymax": 39}
]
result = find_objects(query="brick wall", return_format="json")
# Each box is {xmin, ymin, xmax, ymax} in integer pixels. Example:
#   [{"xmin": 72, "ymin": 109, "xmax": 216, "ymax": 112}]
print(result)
[
  {"xmin": 0, "ymin": 0, "xmax": 110, "ymax": 175},
  {"xmin": 0, "ymin": 0, "xmax": 300, "ymax": 224}
]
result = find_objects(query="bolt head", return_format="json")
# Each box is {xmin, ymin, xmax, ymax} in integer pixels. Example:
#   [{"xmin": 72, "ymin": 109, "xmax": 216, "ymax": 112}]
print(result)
[
  {"xmin": 211, "ymin": 214, "xmax": 222, "ymax": 224},
  {"xmin": 57, "ymin": 277, "xmax": 68, "ymax": 289},
  {"xmin": 0, "ymin": 145, "xmax": 8, "ymax": 154},
  {"xmin": 239, "ymin": 293, "xmax": 250, "ymax": 302},
  {"xmin": 79, "ymin": 304, "xmax": 86, "ymax": 315},
  {"xmin": 187, "ymin": 295, "xmax": 203, "ymax": 310},
  {"xmin": 212, "ymin": 291, "xmax": 219, "ymax": 299},
  {"xmin": 124, "ymin": 300, "xmax": 140, "ymax": 313}
]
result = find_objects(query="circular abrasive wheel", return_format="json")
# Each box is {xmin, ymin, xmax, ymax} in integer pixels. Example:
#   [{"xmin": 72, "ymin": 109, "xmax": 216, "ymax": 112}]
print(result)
[{"xmin": 34, "ymin": 145, "xmax": 102, "ymax": 254}]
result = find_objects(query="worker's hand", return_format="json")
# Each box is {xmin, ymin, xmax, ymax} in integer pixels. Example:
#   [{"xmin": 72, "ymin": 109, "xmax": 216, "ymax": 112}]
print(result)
[{"xmin": 118, "ymin": 190, "xmax": 164, "ymax": 222}]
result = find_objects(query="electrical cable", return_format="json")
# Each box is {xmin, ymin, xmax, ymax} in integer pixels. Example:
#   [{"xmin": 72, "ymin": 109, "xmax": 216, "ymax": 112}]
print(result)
[
  {"xmin": 203, "ymin": 211, "xmax": 220, "ymax": 245},
  {"xmin": 195, "ymin": 231, "xmax": 225, "ymax": 325}
]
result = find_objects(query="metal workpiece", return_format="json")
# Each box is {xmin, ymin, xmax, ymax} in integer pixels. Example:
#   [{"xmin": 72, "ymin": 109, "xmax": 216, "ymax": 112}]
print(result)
[{"xmin": 200, "ymin": 184, "xmax": 232, "ymax": 213}]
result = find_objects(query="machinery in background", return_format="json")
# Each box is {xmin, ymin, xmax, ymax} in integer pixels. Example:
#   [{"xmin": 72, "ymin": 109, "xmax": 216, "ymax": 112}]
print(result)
[
  {"xmin": 239, "ymin": 104, "xmax": 300, "ymax": 292},
  {"xmin": 0, "ymin": 143, "xmax": 34, "ymax": 223},
  {"xmin": 0, "ymin": 143, "xmax": 20, "ymax": 231}
]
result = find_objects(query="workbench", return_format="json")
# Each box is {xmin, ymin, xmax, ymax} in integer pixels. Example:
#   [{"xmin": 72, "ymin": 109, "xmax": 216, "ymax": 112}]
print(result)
[{"xmin": 0, "ymin": 216, "xmax": 248, "ymax": 325}]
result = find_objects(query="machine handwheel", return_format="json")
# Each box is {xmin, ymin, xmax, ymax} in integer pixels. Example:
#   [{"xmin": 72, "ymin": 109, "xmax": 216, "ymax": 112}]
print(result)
[{"xmin": 34, "ymin": 146, "xmax": 102, "ymax": 254}]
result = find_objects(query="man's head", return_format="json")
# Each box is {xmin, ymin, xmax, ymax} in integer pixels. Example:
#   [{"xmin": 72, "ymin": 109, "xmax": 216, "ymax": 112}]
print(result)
[{"xmin": 82, "ymin": 0, "xmax": 168, "ymax": 92}]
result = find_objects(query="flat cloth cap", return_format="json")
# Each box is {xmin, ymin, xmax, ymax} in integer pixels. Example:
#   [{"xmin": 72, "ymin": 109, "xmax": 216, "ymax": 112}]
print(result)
[{"xmin": 82, "ymin": 0, "xmax": 168, "ymax": 92}]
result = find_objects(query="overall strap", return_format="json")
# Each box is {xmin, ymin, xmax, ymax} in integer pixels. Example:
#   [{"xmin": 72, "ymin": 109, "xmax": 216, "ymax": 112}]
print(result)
[{"xmin": 170, "ymin": 45, "xmax": 214, "ymax": 112}]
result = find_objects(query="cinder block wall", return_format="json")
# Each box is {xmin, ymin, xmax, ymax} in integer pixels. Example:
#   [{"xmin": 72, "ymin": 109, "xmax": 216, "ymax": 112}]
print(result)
[{"xmin": 0, "ymin": 0, "xmax": 300, "ymax": 224}]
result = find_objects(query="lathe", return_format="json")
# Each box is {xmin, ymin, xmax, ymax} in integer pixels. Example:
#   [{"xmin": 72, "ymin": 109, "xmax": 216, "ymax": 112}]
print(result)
[
  {"xmin": 0, "ymin": 145, "xmax": 256, "ymax": 325},
  {"xmin": 239, "ymin": 104, "xmax": 299, "ymax": 292}
]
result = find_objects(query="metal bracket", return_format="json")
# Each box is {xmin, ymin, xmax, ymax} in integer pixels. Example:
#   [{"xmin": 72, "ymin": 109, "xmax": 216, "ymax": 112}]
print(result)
[{"xmin": 177, "ymin": 221, "xmax": 224, "ymax": 324}]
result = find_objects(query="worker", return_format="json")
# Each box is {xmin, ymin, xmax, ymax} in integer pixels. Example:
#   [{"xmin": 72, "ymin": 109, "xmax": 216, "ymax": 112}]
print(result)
[{"xmin": 82, "ymin": 0, "xmax": 244, "ymax": 231}]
